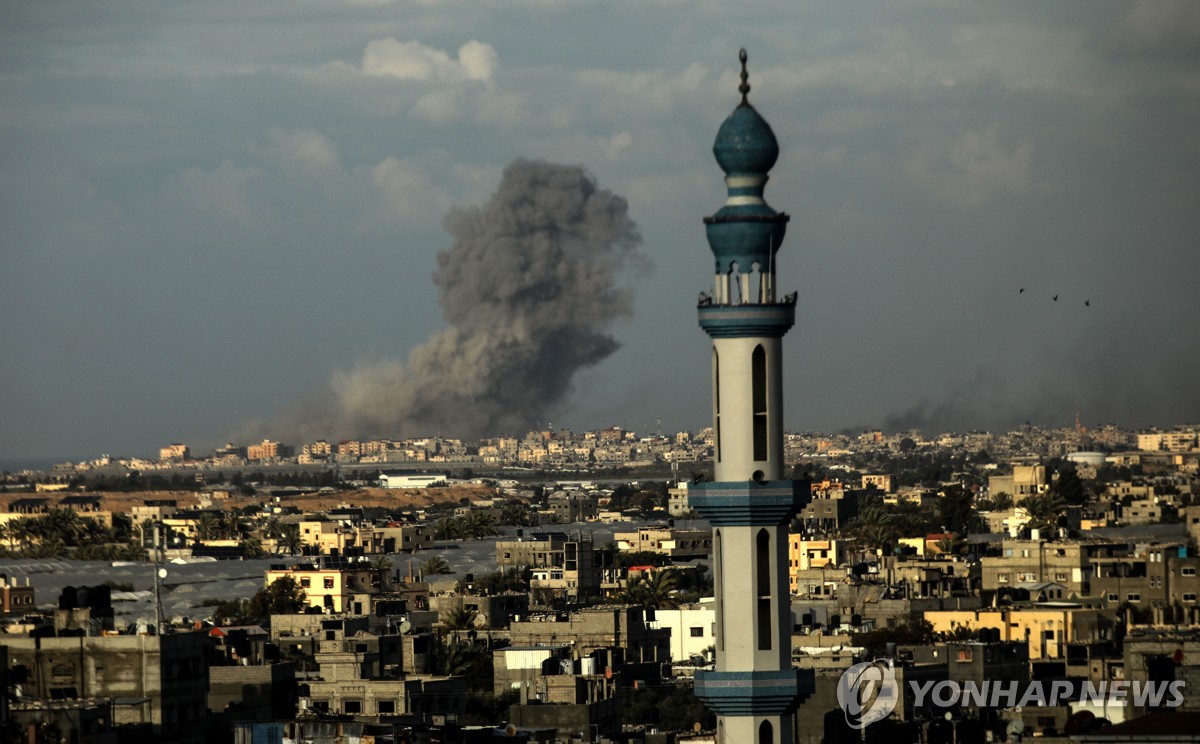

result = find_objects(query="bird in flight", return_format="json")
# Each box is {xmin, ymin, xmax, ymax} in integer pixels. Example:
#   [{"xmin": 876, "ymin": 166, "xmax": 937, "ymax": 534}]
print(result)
[
  {"xmin": 1085, "ymin": 300, "xmax": 1090, "ymax": 307},
  {"xmin": 1053, "ymin": 295, "xmax": 1058, "ymax": 301},
  {"xmin": 1019, "ymin": 288, "xmax": 1025, "ymax": 294}
]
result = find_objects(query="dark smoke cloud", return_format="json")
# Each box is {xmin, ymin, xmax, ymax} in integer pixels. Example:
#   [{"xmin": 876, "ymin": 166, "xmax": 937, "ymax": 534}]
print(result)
[{"xmin": 253, "ymin": 159, "xmax": 643, "ymax": 441}]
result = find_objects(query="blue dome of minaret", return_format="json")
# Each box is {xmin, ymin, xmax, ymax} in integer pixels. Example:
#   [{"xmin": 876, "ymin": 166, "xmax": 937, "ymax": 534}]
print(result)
[
  {"xmin": 704, "ymin": 50, "xmax": 789, "ymax": 276},
  {"xmin": 713, "ymin": 104, "xmax": 779, "ymax": 176}
]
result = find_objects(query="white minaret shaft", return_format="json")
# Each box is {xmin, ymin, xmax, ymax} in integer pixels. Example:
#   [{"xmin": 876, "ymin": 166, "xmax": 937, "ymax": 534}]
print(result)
[{"xmin": 689, "ymin": 50, "xmax": 813, "ymax": 744}]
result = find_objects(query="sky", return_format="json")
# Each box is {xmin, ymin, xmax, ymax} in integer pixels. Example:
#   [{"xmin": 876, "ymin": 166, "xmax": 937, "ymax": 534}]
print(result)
[{"xmin": 2, "ymin": 1, "xmax": 1199, "ymax": 461}]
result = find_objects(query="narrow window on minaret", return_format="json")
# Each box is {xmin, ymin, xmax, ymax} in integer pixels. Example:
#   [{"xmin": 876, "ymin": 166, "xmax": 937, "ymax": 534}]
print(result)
[
  {"xmin": 759, "ymin": 720, "xmax": 774, "ymax": 744},
  {"xmin": 756, "ymin": 528, "xmax": 772, "ymax": 650},
  {"xmin": 752, "ymin": 345, "xmax": 767, "ymax": 461},
  {"xmin": 713, "ymin": 347, "xmax": 721, "ymax": 462},
  {"xmin": 714, "ymin": 529, "xmax": 724, "ymax": 652}
]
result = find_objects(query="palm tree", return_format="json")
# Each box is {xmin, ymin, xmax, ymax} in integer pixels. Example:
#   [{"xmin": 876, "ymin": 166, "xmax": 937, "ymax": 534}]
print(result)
[
  {"xmin": 500, "ymin": 504, "xmax": 535, "ymax": 527},
  {"xmin": 276, "ymin": 525, "xmax": 302, "ymax": 555},
  {"xmin": 240, "ymin": 536, "xmax": 265, "ymax": 559},
  {"xmin": 431, "ymin": 635, "xmax": 485, "ymax": 676},
  {"xmin": 620, "ymin": 569, "xmax": 681, "ymax": 610},
  {"xmin": 460, "ymin": 512, "xmax": 497, "ymax": 540},
  {"xmin": 1023, "ymin": 492, "xmax": 1066, "ymax": 533},
  {"xmin": 433, "ymin": 516, "xmax": 460, "ymax": 541},
  {"xmin": 852, "ymin": 505, "xmax": 897, "ymax": 550},
  {"xmin": 196, "ymin": 513, "xmax": 219, "ymax": 541},
  {"xmin": 441, "ymin": 606, "xmax": 479, "ymax": 630},
  {"xmin": 421, "ymin": 556, "xmax": 453, "ymax": 576}
]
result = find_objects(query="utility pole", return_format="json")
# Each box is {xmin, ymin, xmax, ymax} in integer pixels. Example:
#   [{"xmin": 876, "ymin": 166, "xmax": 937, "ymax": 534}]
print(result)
[{"xmin": 152, "ymin": 522, "xmax": 164, "ymax": 635}]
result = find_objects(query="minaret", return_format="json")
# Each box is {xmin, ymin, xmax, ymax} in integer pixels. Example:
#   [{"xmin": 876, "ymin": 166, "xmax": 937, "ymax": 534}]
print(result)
[{"xmin": 690, "ymin": 50, "xmax": 813, "ymax": 744}]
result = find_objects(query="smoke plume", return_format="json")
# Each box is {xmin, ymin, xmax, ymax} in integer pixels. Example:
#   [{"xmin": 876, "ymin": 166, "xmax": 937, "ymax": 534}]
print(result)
[{"xmin": 266, "ymin": 159, "xmax": 643, "ymax": 441}]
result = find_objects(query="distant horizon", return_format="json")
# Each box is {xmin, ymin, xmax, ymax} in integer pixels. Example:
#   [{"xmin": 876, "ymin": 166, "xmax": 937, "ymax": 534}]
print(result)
[{"xmin": 5, "ymin": 416, "xmax": 1197, "ymax": 470}]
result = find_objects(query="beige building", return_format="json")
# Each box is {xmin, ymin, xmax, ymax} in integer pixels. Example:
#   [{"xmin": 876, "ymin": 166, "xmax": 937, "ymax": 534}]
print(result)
[
  {"xmin": 496, "ymin": 532, "xmax": 599, "ymax": 600},
  {"xmin": 988, "ymin": 465, "xmax": 1048, "ymax": 502},
  {"xmin": 925, "ymin": 603, "xmax": 1118, "ymax": 660},
  {"xmin": 613, "ymin": 526, "xmax": 711, "ymax": 559},
  {"xmin": 246, "ymin": 439, "xmax": 292, "ymax": 461},
  {"xmin": 297, "ymin": 520, "xmax": 434, "ymax": 555},
  {"xmin": 787, "ymin": 537, "xmax": 841, "ymax": 594},
  {"xmin": 981, "ymin": 538, "xmax": 1096, "ymax": 595},
  {"xmin": 861, "ymin": 474, "xmax": 894, "ymax": 493},
  {"xmin": 159, "ymin": 443, "xmax": 190, "ymax": 461}
]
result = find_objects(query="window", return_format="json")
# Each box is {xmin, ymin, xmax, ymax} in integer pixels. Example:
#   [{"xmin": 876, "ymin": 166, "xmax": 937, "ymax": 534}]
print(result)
[
  {"xmin": 1108, "ymin": 593, "xmax": 1119, "ymax": 602},
  {"xmin": 324, "ymin": 577, "xmax": 335, "ymax": 589},
  {"xmin": 690, "ymin": 627, "xmax": 704, "ymax": 637},
  {"xmin": 1185, "ymin": 593, "xmax": 1197, "ymax": 602},
  {"xmin": 1183, "ymin": 567, "xmax": 1197, "ymax": 577},
  {"xmin": 1055, "ymin": 573, "xmax": 1068, "ymax": 581},
  {"xmin": 713, "ymin": 347, "xmax": 721, "ymax": 462},
  {"xmin": 752, "ymin": 345, "xmax": 768, "ymax": 461},
  {"xmin": 378, "ymin": 700, "xmax": 395, "ymax": 715},
  {"xmin": 300, "ymin": 577, "xmax": 311, "ymax": 588},
  {"xmin": 997, "ymin": 573, "xmax": 1010, "ymax": 583},
  {"xmin": 344, "ymin": 700, "xmax": 361, "ymax": 714},
  {"xmin": 1127, "ymin": 593, "xmax": 1141, "ymax": 602},
  {"xmin": 759, "ymin": 720, "xmax": 773, "ymax": 744},
  {"xmin": 955, "ymin": 649, "xmax": 973, "ymax": 663},
  {"xmin": 756, "ymin": 528, "xmax": 772, "ymax": 650}
]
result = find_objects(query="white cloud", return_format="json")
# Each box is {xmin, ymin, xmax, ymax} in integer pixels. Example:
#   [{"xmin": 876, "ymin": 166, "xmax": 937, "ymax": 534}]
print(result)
[
  {"xmin": 905, "ymin": 126, "xmax": 1034, "ymax": 207},
  {"xmin": 370, "ymin": 156, "xmax": 454, "ymax": 221},
  {"xmin": 361, "ymin": 38, "xmax": 498, "ymax": 85},
  {"xmin": 263, "ymin": 129, "xmax": 340, "ymax": 171}
]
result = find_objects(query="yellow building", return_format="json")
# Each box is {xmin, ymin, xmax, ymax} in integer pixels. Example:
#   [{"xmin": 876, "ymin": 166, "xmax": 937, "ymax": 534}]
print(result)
[
  {"xmin": 787, "ymin": 536, "xmax": 840, "ymax": 593},
  {"xmin": 925, "ymin": 603, "xmax": 1117, "ymax": 660},
  {"xmin": 264, "ymin": 565, "xmax": 381, "ymax": 613}
]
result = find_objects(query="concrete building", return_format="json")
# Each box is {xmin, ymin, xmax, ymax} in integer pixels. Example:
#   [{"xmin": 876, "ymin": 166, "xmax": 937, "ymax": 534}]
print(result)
[
  {"xmin": 648, "ymin": 602, "xmax": 717, "ymax": 662},
  {"xmin": 686, "ymin": 51, "xmax": 813, "ymax": 744},
  {"xmin": 613, "ymin": 525, "xmax": 712, "ymax": 559},
  {"xmin": 378, "ymin": 471, "xmax": 444, "ymax": 489},
  {"xmin": 263, "ymin": 564, "xmax": 384, "ymax": 614},
  {"xmin": 988, "ymin": 464, "xmax": 1048, "ymax": 502},
  {"xmin": 496, "ymin": 532, "xmax": 600, "ymax": 600},
  {"xmin": 0, "ymin": 574, "xmax": 35, "ymax": 615},
  {"xmin": 925, "ymin": 602, "xmax": 1118, "ymax": 660},
  {"xmin": 3, "ymin": 632, "xmax": 210, "ymax": 744},
  {"xmin": 547, "ymin": 490, "xmax": 598, "ymax": 523},
  {"xmin": 159, "ymin": 443, "xmax": 190, "ymax": 461},
  {"xmin": 508, "ymin": 606, "xmax": 670, "ymax": 679}
]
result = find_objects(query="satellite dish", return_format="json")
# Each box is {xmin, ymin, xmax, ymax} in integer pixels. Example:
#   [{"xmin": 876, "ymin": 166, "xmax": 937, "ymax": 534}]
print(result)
[
  {"xmin": 158, "ymin": 568, "xmax": 168, "ymax": 579},
  {"xmin": 693, "ymin": 722, "xmax": 702, "ymax": 732},
  {"xmin": 473, "ymin": 613, "xmax": 488, "ymax": 629},
  {"xmin": 944, "ymin": 712, "xmax": 953, "ymax": 721},
  {"xmin": 504, "ymin": 723, "xmax": 517, "ymax": 737},
  {"xmin": 398, "ymin": 618, "xmax": 412, "ymax": 634}
]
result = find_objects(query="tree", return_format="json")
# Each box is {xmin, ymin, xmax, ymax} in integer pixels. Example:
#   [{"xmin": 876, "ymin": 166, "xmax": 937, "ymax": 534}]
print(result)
[
  {"xmin": 431, "ymin": 634, "xmax": 487, "ymax": 677},
  {"xmin": 852, "ymin": 617, "xmax": 935, "ymax": 658},
  {"xmin": 619, "ymin": 569, "xmax": 681, "ymax": 610},
  {"xmin": 421, "ymin": 556, "xmax": 453, "ymax": 576},
  {"xmin": 240, "ymin": 537, "xmax": 265, "ymax": 559},
  {"xmin": 441, "ymin": 606, "xmax": 479, "ymax": 630},
  {"xmin": 276, "ymin": 525, "xmax": 302, "ymax": 555},
  {"xmin": 239, "ymin": 576, "xmax": 308, "ymax": 622}
]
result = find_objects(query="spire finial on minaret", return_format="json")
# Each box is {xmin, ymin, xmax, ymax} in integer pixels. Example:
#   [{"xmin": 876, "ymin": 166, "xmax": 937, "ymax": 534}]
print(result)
[{"xmin": 738, "ymin": 48, "xmax": 750, "ymax": 104}]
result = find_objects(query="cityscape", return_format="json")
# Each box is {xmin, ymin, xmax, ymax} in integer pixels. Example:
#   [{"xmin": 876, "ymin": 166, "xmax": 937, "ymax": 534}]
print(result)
[{"xmin": 4, "ymin": 3, "xmax": 1200, "ymax": 744}]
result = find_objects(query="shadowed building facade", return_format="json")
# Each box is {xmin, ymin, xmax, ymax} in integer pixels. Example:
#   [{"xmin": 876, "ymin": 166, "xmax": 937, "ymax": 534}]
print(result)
[{"xmin": 688, "ymin": 50, "xmax": 814, "ymax": 744}]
